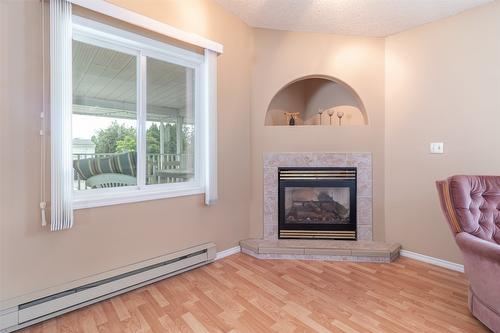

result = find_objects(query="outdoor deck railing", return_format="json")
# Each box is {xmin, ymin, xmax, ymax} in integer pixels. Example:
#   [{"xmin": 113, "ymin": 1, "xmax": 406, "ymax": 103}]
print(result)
[{"xmin": 73, "ymin": 152, "xmax": 190, "ymax": 189}]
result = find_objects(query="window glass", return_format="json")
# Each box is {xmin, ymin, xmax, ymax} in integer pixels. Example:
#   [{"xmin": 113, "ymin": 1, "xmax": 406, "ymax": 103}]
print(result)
[
  {"xmin": 72, "ymin": 40, "xmax": 137, "ymax": 190},
  {"xmin": 145, "ymin": 57, "xmax": 195, "ymax": 185}
]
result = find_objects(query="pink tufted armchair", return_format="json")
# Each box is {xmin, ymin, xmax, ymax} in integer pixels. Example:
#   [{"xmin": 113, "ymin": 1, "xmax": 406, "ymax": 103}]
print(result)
[{"xmin": 436, "ymin": 176, "xmax": 500, "ymax": 332}]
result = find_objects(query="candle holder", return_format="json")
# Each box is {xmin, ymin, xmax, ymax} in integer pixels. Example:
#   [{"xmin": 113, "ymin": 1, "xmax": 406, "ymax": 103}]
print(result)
[
  {"xmin": 317, "ymin": 108, "xmax": 324, "ymax": 125},
  {"xmin": 336, "ymin": 111, "xmax": 344, "ymax": 126},
  {"xmin": 327, "ymin": 109, "xmax": 334, "ymax": 125},
  {"xmin": 283, "ymin": 112, "xmax": 300, "ymax": 126}
]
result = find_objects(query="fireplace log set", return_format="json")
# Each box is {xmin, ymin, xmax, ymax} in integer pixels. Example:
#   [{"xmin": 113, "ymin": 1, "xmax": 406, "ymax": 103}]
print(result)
[{"xmin": 286, "ymin": 191, "xmax": 349, "ymax": 224}]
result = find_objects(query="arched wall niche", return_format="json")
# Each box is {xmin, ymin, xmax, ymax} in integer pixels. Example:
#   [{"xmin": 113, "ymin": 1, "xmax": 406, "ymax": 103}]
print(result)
[{"xmin": 264, "ymin": 75, "xmax": 368, "ymax": 126}]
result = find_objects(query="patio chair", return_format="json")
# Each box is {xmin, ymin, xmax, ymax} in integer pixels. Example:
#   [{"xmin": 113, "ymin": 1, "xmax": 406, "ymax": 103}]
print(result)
[{"xmin": 86, "ymin": 173, "xmax": 137, "ymax": 189}]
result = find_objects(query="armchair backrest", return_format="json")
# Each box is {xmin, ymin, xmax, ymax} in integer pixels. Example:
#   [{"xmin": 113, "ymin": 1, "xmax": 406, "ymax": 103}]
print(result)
[{"xmin": 436, "ymin": 175, "xmax": 500, "ymax": 244}]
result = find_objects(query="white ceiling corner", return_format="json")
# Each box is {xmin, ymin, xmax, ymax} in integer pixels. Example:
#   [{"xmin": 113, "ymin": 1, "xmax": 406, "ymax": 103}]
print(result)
[{"xmin": 214, "ymin": 0, "xmax": 494, "ymax": 37}]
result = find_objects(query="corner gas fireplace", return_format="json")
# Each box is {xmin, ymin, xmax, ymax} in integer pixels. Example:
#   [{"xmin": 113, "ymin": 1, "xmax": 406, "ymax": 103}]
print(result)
[{"xmin": 278, "ymin": 167, "xmax": 357, "ymax": 240}]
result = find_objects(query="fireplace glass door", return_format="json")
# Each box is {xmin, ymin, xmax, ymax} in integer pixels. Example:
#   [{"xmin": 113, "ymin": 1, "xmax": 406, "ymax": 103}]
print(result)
[{"xmin": 278, "ymin": 168, "xmax": 357, "ymax": 240}]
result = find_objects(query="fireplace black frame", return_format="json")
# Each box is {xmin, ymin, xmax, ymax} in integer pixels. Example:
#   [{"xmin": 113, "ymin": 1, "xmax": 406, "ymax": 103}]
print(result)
[{"xmin": 278, "ymin": 167, "xmax": 357, "ymax": 240}]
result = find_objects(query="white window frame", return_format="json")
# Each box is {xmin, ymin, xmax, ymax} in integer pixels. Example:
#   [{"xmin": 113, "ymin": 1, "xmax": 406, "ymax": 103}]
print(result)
[{"xmin": 71, "ymin": 16, "xmax": 206, "ymax": 209}]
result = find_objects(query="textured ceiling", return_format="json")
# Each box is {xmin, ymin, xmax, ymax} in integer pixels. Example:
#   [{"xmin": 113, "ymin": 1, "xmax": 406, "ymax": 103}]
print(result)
[{"xmin": 215, "ymin": 0, "xmax": 493, "ymax": 37}]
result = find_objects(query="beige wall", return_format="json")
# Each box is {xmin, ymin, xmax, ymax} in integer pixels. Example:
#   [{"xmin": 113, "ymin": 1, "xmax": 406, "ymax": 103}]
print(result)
[
  {"xmin": 385, "ymin": 1, "xmax": 500, "ymax": 263},
  {"xmin": 249, "ymin": 29, "xmax": 386, "ymax": 241},
  {"xmin": 0, "ymin": 0, "xmax": 252, "ymax": 303}
]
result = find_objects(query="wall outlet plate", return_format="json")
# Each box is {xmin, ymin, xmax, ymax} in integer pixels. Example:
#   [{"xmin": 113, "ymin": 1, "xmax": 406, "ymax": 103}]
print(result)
[{"xmin": 430, "ymin": 142, "xmax": 444, "ymax": 154}]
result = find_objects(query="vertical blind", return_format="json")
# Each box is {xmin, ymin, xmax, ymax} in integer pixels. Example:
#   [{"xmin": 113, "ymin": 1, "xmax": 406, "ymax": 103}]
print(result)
[
  {"xmin": 50, "ymin": 0, "xmax": 74, "ymax": 230},
  {"xmin": 204, "ymin": 49, "xmax": 218, "ymax": 205}
]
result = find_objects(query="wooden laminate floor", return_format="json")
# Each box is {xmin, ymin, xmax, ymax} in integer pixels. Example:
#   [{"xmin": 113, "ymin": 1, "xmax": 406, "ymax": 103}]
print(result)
[{"xmin": 19, "ymin": 253, "xmax": 489, "ymax": 333}]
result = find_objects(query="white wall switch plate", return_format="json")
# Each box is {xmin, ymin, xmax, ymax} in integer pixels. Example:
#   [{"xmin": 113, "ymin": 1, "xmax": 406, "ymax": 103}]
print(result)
[{"xmin": 430, "ymin": 142, "xmax": 444, "ymax": 154}]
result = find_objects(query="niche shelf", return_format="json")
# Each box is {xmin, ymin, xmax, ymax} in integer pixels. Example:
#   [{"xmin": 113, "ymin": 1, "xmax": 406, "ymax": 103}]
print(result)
[{"xmin": 265, "ymin": 76, "xmax": 367, "ymax": 126}]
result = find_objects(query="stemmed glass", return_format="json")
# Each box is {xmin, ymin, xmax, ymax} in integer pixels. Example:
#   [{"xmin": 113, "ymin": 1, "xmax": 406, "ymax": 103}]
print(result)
[
  {"xmin": 337, "ymin": 111, "xmax": 344, "ymax": 126},
  {"xmin": 317, "ymin": 108, "xmax": 324, "ymax": 125},
  {"xmin": 327, "ymin": 109, "xmax": 334, "ymax": 125}
]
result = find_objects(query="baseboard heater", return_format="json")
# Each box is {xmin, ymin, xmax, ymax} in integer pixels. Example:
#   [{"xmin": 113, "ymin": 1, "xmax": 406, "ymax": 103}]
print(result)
[{"xmin": 0, "ymin": 242, "xmax": 216, "ymax": 333}]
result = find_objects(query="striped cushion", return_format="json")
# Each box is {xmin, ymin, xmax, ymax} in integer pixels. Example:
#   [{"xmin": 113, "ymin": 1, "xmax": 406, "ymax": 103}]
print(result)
[
  {"xmin": 95, "ymin": 156, "xmax": 115, "ymax": 175},
  {"xmin": 73, "ymin": 152, "xmax": 137, "ymax": 180},
  {"xmin": 73, "ymin": 157, "xmax": 98, "ymax": 180},
  {"xmin": 112, "ymin": 151, "xmax": 136, "ymax": 177}
]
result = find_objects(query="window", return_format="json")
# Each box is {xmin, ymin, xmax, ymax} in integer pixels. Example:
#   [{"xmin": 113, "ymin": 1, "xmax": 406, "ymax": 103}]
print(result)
[
  {"xmin": 48, "ymin": 0, "xmax": 219, "ymax": 230},
  {"xmin": 69, "ymin": 16, "xmax": 207, "ymax": 209},
  {"xmin": 145, "ymin": 58, "xmax": 195, "ymax": 186},
  {"xmin": 72, "ymin": 40, "xmax": 138, "ymax": 191}
]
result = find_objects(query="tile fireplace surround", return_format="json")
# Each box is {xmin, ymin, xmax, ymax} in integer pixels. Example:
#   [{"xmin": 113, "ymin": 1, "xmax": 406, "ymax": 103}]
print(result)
[{"xmin": 241, "ymin": 152, "xmax": 401, "ymax": 262}]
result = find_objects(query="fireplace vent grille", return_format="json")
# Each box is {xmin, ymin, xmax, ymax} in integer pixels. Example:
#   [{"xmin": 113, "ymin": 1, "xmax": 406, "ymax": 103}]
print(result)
[
  {"xmin": 279, "ymin": 230, "xmax": 356, "ymax": 239},
  {"xmin": 279, "ymin": 169, "xmax": 356, "ymax": 180}
]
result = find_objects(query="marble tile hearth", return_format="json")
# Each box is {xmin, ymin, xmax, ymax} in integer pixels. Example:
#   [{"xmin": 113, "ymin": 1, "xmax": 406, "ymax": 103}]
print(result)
[
  {"xmin": 245, "ymin": 152, "xmax": 401, "ymax": 263},
  {"xmin": 240, "ymin": 239, "xmax": 401, "ymax": 263}
]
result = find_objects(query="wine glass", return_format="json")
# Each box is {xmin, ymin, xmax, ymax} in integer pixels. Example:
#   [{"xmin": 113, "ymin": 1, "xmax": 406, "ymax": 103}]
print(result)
[
  {"xmin": 327, "ymin": 109, "xmax": 334, "ymax": 125},
  {"xmin": 336, "ymin": 111, "xmax": 344, "ymax": 126},
  {"xmin": 317, "ymin": 108, "xmax": 324, "ymax": 125}
]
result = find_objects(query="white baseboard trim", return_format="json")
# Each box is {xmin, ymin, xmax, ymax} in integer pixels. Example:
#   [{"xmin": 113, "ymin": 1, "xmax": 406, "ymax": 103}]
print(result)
[
  {"xmin": 400, "ymin": 250, "xmax": 464, "ymax": 273},
  {"xmin": 213, "ymin": 247, "xmax": 465, "ymax": 272},
  {"xmin": 215, "ymin": 246, "xmax": 241, "ymax": 261}
]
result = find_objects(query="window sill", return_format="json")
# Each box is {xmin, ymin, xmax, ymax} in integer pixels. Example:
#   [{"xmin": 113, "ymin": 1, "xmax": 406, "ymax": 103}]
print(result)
[{"xmin": 73, "ymin": 185, "xmax": 204, "ymax": 210}]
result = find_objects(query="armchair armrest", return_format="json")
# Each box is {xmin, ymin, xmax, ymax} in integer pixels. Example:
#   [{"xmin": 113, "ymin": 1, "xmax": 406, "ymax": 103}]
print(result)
[
  {"xmin": 456, "ymin": 232, "xmax": 500, "ymax": 262},
  {"xmin": 456, "ymin": 232, "xmax": 500, "ymax": 310}
]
